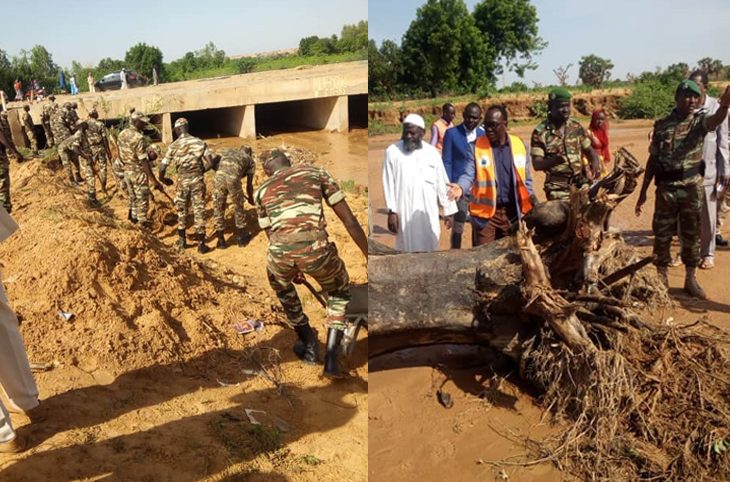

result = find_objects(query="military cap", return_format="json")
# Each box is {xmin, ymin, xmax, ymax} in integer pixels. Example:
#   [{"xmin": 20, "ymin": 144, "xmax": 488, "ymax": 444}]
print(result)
[
  {"xmin": 548, "ymin": 87, "xmax": 572, "ymax": 102},
  {"xmin": 173, "ymin": 117, "xmax": 188, "ymax": 129},
  {"xmin": 676, "ymin": 79, "xmax": 702, "ymax": 97},
  {"xmin": 130, "ymin": 111, "xmax": 150, "ymax": 123}
]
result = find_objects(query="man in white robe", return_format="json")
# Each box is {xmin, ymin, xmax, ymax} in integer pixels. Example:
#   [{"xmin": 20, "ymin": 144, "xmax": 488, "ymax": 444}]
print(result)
[{"xmin": 382, "ymin": 113, "xmax": 457, "ymax": 252}]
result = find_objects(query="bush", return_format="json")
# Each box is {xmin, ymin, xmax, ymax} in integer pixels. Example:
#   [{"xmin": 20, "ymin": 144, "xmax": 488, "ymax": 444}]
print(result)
[
  {"xmin": 618, "ymin": 81, "xmax": 675, "ymax": 119},
  {"xmin": 235, "ymin": 58, "xmax": 256, "ymax": 74}
]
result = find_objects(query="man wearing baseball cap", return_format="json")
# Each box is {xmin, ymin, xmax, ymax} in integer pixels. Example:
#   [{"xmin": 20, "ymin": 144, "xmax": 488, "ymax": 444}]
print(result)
[
  {"xmin": 635, "ymin": 80, "xmax": 730, "ymax": 299},
  {"xmin": 382, "ymin": 113, "xmax": 457, "ymax": 252}
]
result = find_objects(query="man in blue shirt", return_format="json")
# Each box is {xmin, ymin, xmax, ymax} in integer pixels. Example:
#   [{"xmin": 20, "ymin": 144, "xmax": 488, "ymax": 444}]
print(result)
[
  {"xmin": 442, "ymin": 102, "xmax": 484, "ymax": 248},
  {"xmin": 449, "ymin": 105, "xmax": 536, "ymax": 245}
]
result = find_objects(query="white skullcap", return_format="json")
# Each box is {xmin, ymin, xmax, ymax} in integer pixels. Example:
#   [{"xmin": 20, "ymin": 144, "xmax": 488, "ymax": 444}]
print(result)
[{"xmin": 403, "ymin": 113, "xmax": 425, "ymax": 129}]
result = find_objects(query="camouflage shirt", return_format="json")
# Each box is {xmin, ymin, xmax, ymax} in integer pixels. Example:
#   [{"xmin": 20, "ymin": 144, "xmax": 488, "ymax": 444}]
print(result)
[
  {"xmin": 20, "ymin": 111, "xmax": 33, "ymax": 130},
  {"xmin": 215, "ymin": 147, "xmax": 255, "ymax": 182},
  {"xmin": 51, "ymin": 106, "xmax": 71, "ymax": 142},
  {"xmin": 117, "ymin": 125, "xmax": 149, "ymax": 171},
  {"xmin": 68, "ymin": 108, "xmax": 79, "ymax": 125},
  {"xmin": 649, "ymin": 109, "xmax": 709, "ymax": 186},
  {"xmin": 86, "ymin": 118, "xmax": 108, "ymax": 150},
  {"xmin": 59, "ymin": 129, "xmax": 91, "ymax": 158},
  {"xmin": 160, "ymin": 133, "xmax": 211, "ymax": 178},
  {"xmin": 0, "ymin": 117, "xmax": 11, "ymax": 142},
  {"xmin": 531, "ymin": 118, "xmax": 592, "ymax": 187},
  {"xmin": 255, "ymin": 164, "xmax": 345, "ymax": 237},
  {"xmin": 41, "ymin": 102, "xmax": 56, "ymax": 121}
]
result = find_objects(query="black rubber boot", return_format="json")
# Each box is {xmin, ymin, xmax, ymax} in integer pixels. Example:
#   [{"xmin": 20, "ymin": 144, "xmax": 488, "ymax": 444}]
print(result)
[
  {"xmin": 450, "ymin": 231, "xmax": 462, "ymax": 249},
  {"xmin": 197, "ymin": 232, "xmax": 210, "ymax": 254},
  {"xmin": 75, "ymin": 172, "xmax": 83, "ymax": 183},
  {"xmin": 235, "ymin": 227, "xmax": 251, "ymax": 247},
  {"xmin": 293, "ymin": 323, "xmax": 319, "ymax": 365},
  {"xmin": 87, "ymin": 193, "xmax": 101, "ymax": 208},
  {"xmin": 128, "ymin": 208, "xmax": 138, "ymax": 224},
  {"xmin": 323, "ymin": 327, "xmax": 346, "ymax": 379},
  {"xmin": 176, "ymin": 229, "xmax": 187, "ymax": 249},
  {"xmin": 216, "ymin": 230, "xmax": 227, "ymax": 249}
]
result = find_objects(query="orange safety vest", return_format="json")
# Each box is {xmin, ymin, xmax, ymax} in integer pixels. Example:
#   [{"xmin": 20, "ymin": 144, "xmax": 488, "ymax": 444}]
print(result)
[
  {"xmin": 432, "ymin": 118, "xmax": 452, "ymax": 154},
  {"xmin": 469, "ymin": 134, "xmax": 533, "ymax": 219}
]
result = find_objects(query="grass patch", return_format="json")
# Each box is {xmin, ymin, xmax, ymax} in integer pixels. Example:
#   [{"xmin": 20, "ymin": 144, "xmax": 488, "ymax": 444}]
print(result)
[
  {"xmin": 298, "ymin": 454, "xmax": 324, "ymax": 466},
  {"xmin": 340, "ymin": 179, "xmax": 357, "ymax": 193},
  {"xmin": 250, "ymin": 425, "xmax": 281, "ymax": 453}
]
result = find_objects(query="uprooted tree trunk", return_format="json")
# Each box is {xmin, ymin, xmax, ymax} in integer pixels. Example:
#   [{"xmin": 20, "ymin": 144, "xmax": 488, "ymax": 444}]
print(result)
[{"xmin": 369, "ymin": 148, "xmax": 730, "ymax": 481}]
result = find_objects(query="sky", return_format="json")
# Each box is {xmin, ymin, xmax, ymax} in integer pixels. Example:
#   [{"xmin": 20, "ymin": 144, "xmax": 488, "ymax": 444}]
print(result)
[
  {"xmin": 369, "ymin": 0, "xmax": 730, "ymax": 87},
  {"xmin": 2, "ymin": 0, "xmax": 367, "ymax": 69}
]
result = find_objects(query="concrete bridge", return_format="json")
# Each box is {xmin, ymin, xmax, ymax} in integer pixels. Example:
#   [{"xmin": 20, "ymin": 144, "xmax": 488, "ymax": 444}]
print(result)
[{"xmin": 5, "ymin": 60, "xmax": 367, "ymax": 145}]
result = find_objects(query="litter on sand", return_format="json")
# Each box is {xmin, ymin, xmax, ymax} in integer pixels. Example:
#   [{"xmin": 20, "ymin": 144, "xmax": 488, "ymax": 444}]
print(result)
[
  {"xmin": 57, "ymin": 311, "xmax": 75, "ymax": 321},
  {"xmin": 233, "ymin": 319, "xmax": 264, "ymax": 335},
  {"xmin": 244, "ymin": 408, "xmax": 292, "ymax": 433}
]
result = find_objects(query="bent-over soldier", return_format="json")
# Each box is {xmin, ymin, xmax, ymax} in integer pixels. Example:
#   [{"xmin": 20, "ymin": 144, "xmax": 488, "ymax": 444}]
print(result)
[
  {"xmin": 212, "ymin": 145, "xmax": 255, "ymax": 249},
  {"xmin": 159, "ymin": 118, "xmax": 215, "ymax": 253},
  {"xmin": 255, "ymin": 149, "xmax": 367, "ymax": 378},
  {"xmin": 636, "ymin": 80, "xmax": 730, "ymax": 299},
  {"xmin": 58, "ymin": 120, "xmax": 96, "ymax": 203},
  {"xmin": 20, "ymin": 105, "xmax": 37, "ymax": 155},
  {"xmin": 86, "ymin": 110, "xmax": 112, "ymax": 191}
]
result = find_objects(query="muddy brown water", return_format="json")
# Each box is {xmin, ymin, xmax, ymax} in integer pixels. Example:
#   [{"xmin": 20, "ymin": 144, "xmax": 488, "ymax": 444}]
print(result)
[{"xmin": 368, "ymin": 119, "xmax": 730, "ymax": 481}]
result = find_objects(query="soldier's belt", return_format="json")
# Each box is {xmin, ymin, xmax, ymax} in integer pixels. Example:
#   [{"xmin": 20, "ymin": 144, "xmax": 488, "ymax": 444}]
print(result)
[
  {"xmin": 655, "ymin": 165, "xmax": 701, "ymax": 184},
  {"xmin": 269, "ymin": 230, "xmax": 327, "ymax": 244}
]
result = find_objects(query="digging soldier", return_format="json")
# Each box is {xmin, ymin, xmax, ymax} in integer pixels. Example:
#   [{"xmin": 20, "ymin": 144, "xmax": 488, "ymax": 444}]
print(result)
[
  {"xmin": 635, "ymin": 80, "xmax": 730, "ymax": 299},
  {"xmin": 69, "ymin": 102, "xmax": 80, "ymax": 125},
  {"xmin": 212, "ymin": 145, "xmax": 255, "ymax": 249},
  {"xmin": 0, "ymin": 127, "xmax": 25, "ymax": 213},
  {"xmin": 531, "ymin": 87, "xmax": 601, "ymax": 200},
  {"xmin": 20, "ymin": 105, "xmax": 37, "ymax": 155},
  {"xmin": 159, "ymin": 118, "xmax": 215, "ymax": 254},
  {"xmin": 58, "ymin": 120, "xmax": 96, "ymax": 203},
  {"xmin": 118, "ymin": 111, "xmax": 155, "ymax": 227},
  {"xmin": 86, "ymin": 110, "xmax": 112, "ymax": 192},
  {"xmin": 41, "ymin": 95, "xmax": 56, "ymax": 148},
  {"xmin": 255, "ymin": 149, "xmax": 367, "ymax": 378}
]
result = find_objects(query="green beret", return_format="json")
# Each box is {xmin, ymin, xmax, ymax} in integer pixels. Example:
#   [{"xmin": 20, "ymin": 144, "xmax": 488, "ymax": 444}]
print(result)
[
  {"xmin": 548, "ymin": 87, "xmax": 572, "ymax": 102},
  {"xmin": 676, "ymin": 79, "xmax": 702, "ymax": 97}
]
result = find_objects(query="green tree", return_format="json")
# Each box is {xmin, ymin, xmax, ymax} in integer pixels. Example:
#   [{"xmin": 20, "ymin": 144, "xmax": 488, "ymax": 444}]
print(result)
[
  {"xmin": 339, "ymin": 20, "xmax": 368, "ymax": 53},
  {"xmin": 697, "ymin": 57, "xmax": 723, "ymax": 78},
  {"xmin": 368, "ymin": 39, "xmax": 403, "ymax": 98},
  {"xmin": 401, "ymin": 0, "xmax": 493, "ymax": 97},
  {"xmin": 619, "ymin": 80, "xmax": 675, "ymax": 119},
  {"xmin": 578, "ymin": 54, "xmax": 613, "ymax": 87},
  {"xmin": 125, "ymin": 43, "xmax": 164, "ymax": 79},
  {"xmin": 97, "ymin": 57, "xmax": 125, "ymax": 73},
  {"xmin": 299, "ymin": 36, "xmax": 320, "ymax": 56},
  {"xmin": 0, "ymin": 49, "xmax": 13, "ymax": 95},
  {"xmin": 472, "ymin": 0, "xmax": 546, "ymax": 77}
]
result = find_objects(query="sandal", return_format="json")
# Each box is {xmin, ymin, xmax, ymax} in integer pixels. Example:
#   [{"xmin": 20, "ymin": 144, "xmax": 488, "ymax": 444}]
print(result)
[
  {"xmin": 669, "ymin": 255, "xmax": 682, "ymax": 267},
  {"xmin": 699, "ymin": 258, "xmax": 715, "ymax": 270}
]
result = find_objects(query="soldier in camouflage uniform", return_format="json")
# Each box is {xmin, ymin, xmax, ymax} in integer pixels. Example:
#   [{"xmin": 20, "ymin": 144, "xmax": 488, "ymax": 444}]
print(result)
[
  {"xmin": 20, "ymin": 105, "xmax": 37, "ymax": 155},
  {"xmin": 212, "ymin": 145, "xmax": 255, "ymax": 249},
  {"xmin": 0, "ymin": 112, "xmax": 15, "ymax": 158},
  {"xmin": 41, "ymin": 95, "xmax": 56, "ymax": 148},
  {"xmin": 159, "ymin": 118, "xmax": 215, "ymax": 253},
  {"xmin": 69, "ymin": 102, "xmax": 79, "ymax": 125},
  {"xmin": 255, "ymin": 149, "xmax": 367, "ymax": 378},
  {"xmin": 86, "ymin": 110, "xmax": 112, "ymax": 191},
  {"xmin": 636, "ymin": 80, "xmax": 730, "ymax": 299},
  {"xmin": 51, "ymin": 102, "xmax": 72, "ymax": 149},
  {"xmin": 531, "ymin": 87, "xmax": 601, "ymax": 200},
  {"xmin": 0, "ymin": 126, "xmax": 24, "ymax": 213},
  {"xmin": 58, "ymin": 120, "xmax": 95, "ymax": 200},
  {"xmin": 118, "ymin": 111, "xmax": 154, "ymax": 227}
]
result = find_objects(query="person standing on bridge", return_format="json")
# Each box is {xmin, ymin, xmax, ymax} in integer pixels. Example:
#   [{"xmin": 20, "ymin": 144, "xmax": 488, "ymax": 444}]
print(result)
[
  {"xmin": 635, "ymin": 80, "xmax": 730, "ymax": 299},
  {"xmin": 255, "ymin": 148, "xmax": 367, "ymax": 378},
  {"xmin": 120, "ymin": 68, "xmax": 128, "ymax": 90},
  {"xmin": 159, "ymin": 118, "xmax": 216, "ymax": 253}
]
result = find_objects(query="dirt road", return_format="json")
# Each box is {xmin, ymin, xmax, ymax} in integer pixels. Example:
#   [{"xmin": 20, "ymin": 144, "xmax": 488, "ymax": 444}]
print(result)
[
  {"xmin": 0, "ymin": 129, "xmax": 368, "ymax": 481},
  {"xmin": 368, "ymin": 120, "xmax": 730, "ymax": 481}
]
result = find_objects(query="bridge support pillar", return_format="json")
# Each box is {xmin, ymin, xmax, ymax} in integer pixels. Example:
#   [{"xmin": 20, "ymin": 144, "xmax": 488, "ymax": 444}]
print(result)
[
  {"xmin": 324, "ymin": 95, "xmax": 349, "ymax": 132},
  {"xmin": 162, "ymin": 113, "xmax": 173, "ymax": 144}
]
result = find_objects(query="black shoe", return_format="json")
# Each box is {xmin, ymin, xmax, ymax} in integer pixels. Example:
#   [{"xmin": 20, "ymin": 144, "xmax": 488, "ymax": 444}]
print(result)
[
  {"xmin": 75, "ymin": 172, "xmax": 83, "ymax": 183},
  {"xmin": 216, "ymin": 230, "xmax": 226, "ymax": 249},
  {"xmin": 197, "ymin": 232, "xmax": 210, "ymax": 254},
  {"xmin": 235, "ymin": 227, "xmax": 251, "ymax": 247},
  {"xmin": 176, "ymin": 229, "xmax": 187, "ymax": 249},
  {"xmin": 323, "ymin": 327, "xmax": 346, "ymax": 379},
  {"xmin": 716, "ymin": 234, "xmax": 729, "ymax": 247},
  {"xmin": 293, "ymin": 323, "xmax": 319, "ymax": 365}
]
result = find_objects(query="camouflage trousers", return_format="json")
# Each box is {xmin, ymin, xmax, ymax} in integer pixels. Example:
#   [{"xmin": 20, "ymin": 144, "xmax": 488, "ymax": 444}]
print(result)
[
  {"xmin": 267, "ymin": 240, "xmax": 351, "ymax": 331},
  {"xmin": 90, "ymin": 147, "xmax": 108, "ymax": 189},
  {"xmin": 0, "ymin": 154, "xmax": 10, "ymax": 212},
  {"xmin": 175, "ymin": 175, "xmax": 206, "ymax": 233},
  {"xmin": 212, "ymin": 176, "xmax": 246, "ymax": 231},
  {"xmin": 58, "ymin": 147, "xmax": 82, "ymax": 182},
  {"xmin": 124, "ymin": 169, "xmax": 150, "ymax": 223},
  {"xmin": 79, "ymin": 157, "xmax": 97, "ymax": 196},
  {"xmin": 23, "ymin": 127, "xmax": 37, "ymax": 152},
  {"xmin": 111, "ymin": 158, "xmax": 126, "ymax": 190},
  {"xmin": 42, "ymin": 121, "xmax": 53, "ymax": 148},
  {"xmin": 653, "ymin": 180, "xmax": 704, "ymax": 268},
  {"xmin": 544, "ymin": 176, "xmax": 590, "ymax": 201}
]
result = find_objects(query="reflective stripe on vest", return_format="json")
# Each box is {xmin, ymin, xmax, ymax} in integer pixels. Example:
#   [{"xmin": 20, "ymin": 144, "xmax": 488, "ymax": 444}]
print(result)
[
  {"xmin": 469, "ymin": 134, "xmax": 533, "ymax": 219},
  {"xmin": 434, "ymin": 118, "xmax": 451, "ymax": 154}
]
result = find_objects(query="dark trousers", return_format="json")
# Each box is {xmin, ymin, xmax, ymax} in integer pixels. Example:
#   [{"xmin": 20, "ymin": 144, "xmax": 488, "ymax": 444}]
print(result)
[
  {"xmin": 471, "ymin": 206, "xmax": 517, "ymax": 246},
  {"xmin": 451, "ymin": 196, "xmax": 470, "ymax": 249}
]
